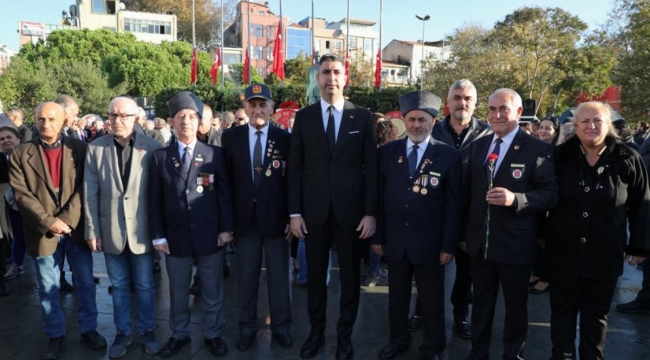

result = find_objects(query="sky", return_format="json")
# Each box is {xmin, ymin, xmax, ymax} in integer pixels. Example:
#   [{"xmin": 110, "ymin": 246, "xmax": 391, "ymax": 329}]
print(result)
[{"xmin": 0, "ymin": 0, "xmax": 615, "ymax": 50}]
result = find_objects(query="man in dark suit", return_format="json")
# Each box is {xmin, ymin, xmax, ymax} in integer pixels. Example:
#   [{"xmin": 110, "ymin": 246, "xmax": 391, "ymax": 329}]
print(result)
[
  {"xmin": 373, "ymin": 91, "xmax": 462, "ymax": 360},
  {"xmin": 222, "ymin": 84, "xmax": 293, "ymax": 352},
  {"xmin": 149, "ymin": 92, "xmax": 234, "ymax": 358},
  {"xmin": 137, "ymin": 107, "xmax": 166, "ymax": 146},
  {"xmin": 421, "ymin": 79, "xmax": 491, "ymax": 338},
  {"xmin": 289, "ymin": 53, "xmax": 379, "ymax": 360},
  {"xmin": 9, "ymin": 102, "xmax": 107, "ymax": 359},
  {"xmin": 198, "ymin": 104, "xmax": 222, "ymax": 147},
  {"xmin": 464, "ymin": 88, "xmax": 557, "ymax": 360}
]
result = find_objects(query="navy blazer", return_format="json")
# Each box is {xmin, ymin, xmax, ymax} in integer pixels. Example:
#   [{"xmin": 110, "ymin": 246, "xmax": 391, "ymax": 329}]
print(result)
[
  {"xmin": 373, "ymin": 138, "xmax": 463, "ymax": 265},
  {"xmin": 148, "ymin": 141, "xmax": 234, "ymax": 257},
  {"xmin": 464, "ymin": 129, "xmax": 558, "ymax": 265},
  {"xmin": 221, "ymin": 124, "xmax": 290, "ymax": 238},
  {"xmin": 288, "ymin": 100, "xmax": 378, "ymax": 227}
]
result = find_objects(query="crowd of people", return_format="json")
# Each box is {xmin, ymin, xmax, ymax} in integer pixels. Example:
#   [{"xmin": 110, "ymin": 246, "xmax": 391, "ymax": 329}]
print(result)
[{"xmin": 0, "ymin": 52, "xmax": 648, "ymax": 360}]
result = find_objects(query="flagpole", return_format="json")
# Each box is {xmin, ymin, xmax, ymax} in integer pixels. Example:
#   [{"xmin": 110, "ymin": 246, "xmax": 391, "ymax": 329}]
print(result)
[
  {"xmin": 279, "ymin": 0, "xmax": 284, "ymax": 87},
  {"xmin": 378, "ymin": 0, "xmax": 383, "ymax": 91},
  {"xmin": 247, "ymin": 0, "xmax": 251, "ymax": 86},
  {"xmin": 192, "ymin": 0, "xmax": 196, "ymax": 86},
  {"xmin": 311, "ymin": 0, "xmax": 315, "ymax": 63},
  {"xmin": 346, "ymin": 0, "xmax": 350, "ymax": 57},
  {"xmin": 220, "ymin": 0, "xmax": 225, "ymax": 99}
]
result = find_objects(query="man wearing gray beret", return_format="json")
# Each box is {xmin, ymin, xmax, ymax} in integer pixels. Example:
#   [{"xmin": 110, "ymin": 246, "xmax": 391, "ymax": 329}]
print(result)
[
  {"xmin": 149, "ymin": 91, "xmax": 235, "ymax": 358},
  {"xmin": 372, "ymin": 90, "xmax": 463, "ymax": 360}
]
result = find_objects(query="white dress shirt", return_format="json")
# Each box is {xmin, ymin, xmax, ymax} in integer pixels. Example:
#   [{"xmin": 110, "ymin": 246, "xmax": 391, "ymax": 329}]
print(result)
[
  {"xmin": 152, "ymin": 138, "xmax": 199, "ymax": 246},
  {"xmin": 485, "ymin": 126, "xmax": 519, "ymax": 173},
  {"xmin": 320, "ymin": 97, "xmax": 345, "ymax": 142},
  {"xmin": 248, "ymin": 122, "xmax": 269, "ymax": 181}
]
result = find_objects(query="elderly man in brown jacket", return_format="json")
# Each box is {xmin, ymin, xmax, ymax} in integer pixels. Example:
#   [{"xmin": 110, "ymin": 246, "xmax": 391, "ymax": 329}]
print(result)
[{"xmin": 9, "ymin": 101, "xmax": 106, "ymax": 360}]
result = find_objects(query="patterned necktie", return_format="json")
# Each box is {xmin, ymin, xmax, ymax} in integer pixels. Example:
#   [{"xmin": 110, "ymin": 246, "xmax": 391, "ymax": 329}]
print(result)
[
  {"xmin": 253, "ymin": 130, "xmax": 263, "ymax": 191},
  {"xmin": 182, "ymin": 146, "xmax": 192, "ymax": 175},
  {"xmin": 326, "ymin": 105, "xmax": 336, "ymax": 155},
  {"xmin": 408, "ymin": 144, "xmax": 419, "ymax": 177},
  {"xmin": 485, "ymin": 138, "xmax": 502, "ymax": 181}
]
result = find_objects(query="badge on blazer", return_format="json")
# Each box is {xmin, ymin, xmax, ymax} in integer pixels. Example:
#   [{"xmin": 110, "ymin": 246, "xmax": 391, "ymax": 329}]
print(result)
[
  {"xmin": 420, "ymin": 188, "xmax": 428, "ymax": 195},
  {"xmin": 511, "ymin": 164, "xmax": 525, "ymax": 179},
  {"xmin": 412, "ymin": 185, "xmax": 421, "ymax": 193},
  {"xmin": 196, "ymin": 185, "xmax": 204, "ymax": 193},
  {"xmin": 265, "ymin": 169, "xmax": 272, "ymax": 177},
  {"xmin": 429, "ymin": 172, "xmax": 440, "ymax": 187},
  {"xmin": 272, "ymin": 160, "xmax": 280, "ymax": 169}
]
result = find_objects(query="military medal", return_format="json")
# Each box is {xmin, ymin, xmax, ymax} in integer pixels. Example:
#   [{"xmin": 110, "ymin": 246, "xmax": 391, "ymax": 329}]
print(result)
[
  {"xmin": 398, "ymin": 156, "xmax": 403, "ymax": 163},
  {"xmin": 196, "ymin": 185, "xmax": 204, "ymax": 193},
  {"xmin": 273, "ymin": 160, "xmax": 280, "ymax": 169},
  {"xmin": 420, "ymin": 188, "xmax": 428, "ymax": 195},
  {"xmin": 209, "ymin": 174, "xmax": 215, "ymax": 190},
  {"xmin": 412, "ymin": 185, "xmax": 420, "ymax": 193},
  {"xmin": 265, "ymin": 169, "xmax": 272, "ymax": 177},
  {"xmin": 175, "ymin": 163, "xmax": 180, "ymax": 167}
]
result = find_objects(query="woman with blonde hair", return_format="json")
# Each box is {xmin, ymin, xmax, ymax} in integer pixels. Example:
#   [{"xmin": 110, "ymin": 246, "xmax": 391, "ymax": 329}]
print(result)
[{"xmin": 545, "ymin": 101, "xmax": 650, "ymax": 359}]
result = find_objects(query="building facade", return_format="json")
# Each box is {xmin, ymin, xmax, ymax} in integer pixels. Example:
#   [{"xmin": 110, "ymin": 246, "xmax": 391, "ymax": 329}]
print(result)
[{"xmin": 382, "ymin": 39, "xmax": 450, "ymax": 84}]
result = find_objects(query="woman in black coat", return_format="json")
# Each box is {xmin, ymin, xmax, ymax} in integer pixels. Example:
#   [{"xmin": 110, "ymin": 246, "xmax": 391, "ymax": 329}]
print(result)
[{"xmin": 545, "ymin": 101, "xmax": 650, "ymax": 359}]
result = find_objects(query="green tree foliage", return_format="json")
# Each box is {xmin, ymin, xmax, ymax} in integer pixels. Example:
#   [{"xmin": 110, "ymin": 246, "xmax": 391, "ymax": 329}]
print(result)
[
  {"xmin": 228, "ymin": 64, "xmax": 264, "ymax": 86},
  {"xmin": 284, "ymin": 54, "xmax": 313, "ymax": 85},
  {"xmin": 0, "ymin": 58, "xmax": 127, "ymax": 121}
]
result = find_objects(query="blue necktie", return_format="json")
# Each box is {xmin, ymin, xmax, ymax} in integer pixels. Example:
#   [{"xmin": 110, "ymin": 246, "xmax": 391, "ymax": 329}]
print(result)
[
  {"xmin": 182, "ymin": 146, "xmax": 192, "ymax": 175},
  {"xmin": 408, "ymin": 144, "xmax": 419, "ymax": 177}
]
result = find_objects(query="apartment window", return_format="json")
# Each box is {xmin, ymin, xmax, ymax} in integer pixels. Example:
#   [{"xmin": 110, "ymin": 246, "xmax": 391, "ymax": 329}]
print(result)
[
  {"xmin": 364, "ymin": 38, "xmax": 372, "ymax": 52},
  {"xmin": 334, "ymin": 41, "xmax": 341, "ymax": 51},
  {"xmin": 259, "ymin": 11, "xmax": 265, "ymax": 15},
  {"xmin": 223, "ymin": 53, "xmax": 241, "ymax": 64},
  {"xmin": 251, "ymin": 46, "xmax": 264, "ymax": 59},
  {"xmin": 123, "ymin": 19, "xmax": 173, "ymax": 35},
  {"xmin": 348, "ymin": 36, "xmax": 357, "ymax": 49},
  {"xmin": 267, "ymin": 25, "xmax": 275, "ymax": 38},
  {"xmin": 325, "ymin": 40, "xmax": 331, "ymax": 50},
  {"xmin": 257, "ymin": 67, "xmax": 265, "ymax": 77},
  {"xmin": 250, "ymin": 24, "xmax": 264, "ymax": 37},
  {"xmin": 92, "ymin": 0, "xmax": 116, "ymax": 14}
]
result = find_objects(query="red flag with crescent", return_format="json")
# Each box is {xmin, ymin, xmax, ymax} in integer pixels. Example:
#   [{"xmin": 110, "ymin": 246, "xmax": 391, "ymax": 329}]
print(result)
[
  {"xmin": 272, "ymin": 21, "xmax": 285, "ymax": 81},
  {"xmin": 210, "ymin": 46, "xmax": 221, "ymax": 84},
  {"xmin": 374, "ymin": 48, "xmax": 382, "ymax": 88},
  {"xmin": 190, "ymin": 47, "xmax": 198, "ymax": 85},
  {"xmin": 243, "ymin": 48, "xmax": 250, "ymax": 85}
]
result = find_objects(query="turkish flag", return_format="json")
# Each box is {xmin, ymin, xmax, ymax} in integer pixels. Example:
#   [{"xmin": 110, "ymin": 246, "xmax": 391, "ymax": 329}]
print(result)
[
  {"xmin": 374, "ymin": 48, "xmax": 382, "ymax": 88},
  {"xmin": 243, "ymin": 48, "xmax": 250, "ymax": 85},
  {"xmin": 344, "ymin": 49, "xmax": 351, "ymax": 89},
  {"xmin": 190, "ymin": 47, "xmax": 198, "ymax": 85},
  {"xmin": 210, "ymin": 46, "xmax": 221, "ymax": 84},
  {"xmin": 272, "ymin": 21, "xmax": 285, "ymax": 81}
]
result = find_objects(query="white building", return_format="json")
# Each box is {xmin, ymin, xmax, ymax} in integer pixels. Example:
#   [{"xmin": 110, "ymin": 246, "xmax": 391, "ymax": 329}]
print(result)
[
  {"xmin": 382, "ymin": 39, "xmax": 451, "ymax": 83},
  {"xmin": 326, "ymin": 18, "xmax": 378, "ymax": 60},
  {"xmin": 75, "ymin": 0, "xmax": 177, "ymax": 44},
  {"xmin": 0, "ymin": 44, "xmax": 18, "ymax": 74}
]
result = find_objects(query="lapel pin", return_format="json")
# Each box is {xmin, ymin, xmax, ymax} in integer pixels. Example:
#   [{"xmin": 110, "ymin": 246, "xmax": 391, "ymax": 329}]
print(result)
[
  {"xmin": 398, "ymin": 156, "xmax": 403, "ymax": 163},
  {"xmin": 514, "ymin": 145, "xmax": 520, "ymax": 150}
]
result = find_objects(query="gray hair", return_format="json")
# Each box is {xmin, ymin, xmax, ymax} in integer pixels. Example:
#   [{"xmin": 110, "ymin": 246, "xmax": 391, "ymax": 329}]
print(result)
[
  {"xmin": 447, "ymin": 79, "xmax": 477, "ymax": 102},
  {"xmin": 489, "ymin": 88, "xmax": 522, "ymax": 109},
  {"xmin": 573, "ymin": 101, "xmax": 618, "ymax": 138}
]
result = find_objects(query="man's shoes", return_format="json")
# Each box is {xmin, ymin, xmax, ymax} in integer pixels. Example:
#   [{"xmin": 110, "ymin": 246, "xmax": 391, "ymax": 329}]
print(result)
[
  {"xmin": 408, "ymin": 315, "xmax": 422, "ymax": 331},
  {"xmin": 362, "ymin": 268, "xmax": 389, "ymax": 287},
  {"xmin": 108, "ymin": 333, "xmax": 132, "ymax": 359},
  {"xmin": 453, "ymin": 317, "xmax": 472, "ymax": 339},
  {"xmin": 529, "ymin": 282, "xmax": 550, "ymax": 294},
  {"xmin": 4, "ymin": 263, "xmax": 24, "ymax": 280},
  {"xmin": 378, "ymin": 343, "xmax": 409, "ymax": 360},
  {"xmin": 236, "ymin": 334, "xmax": 255, "ymax": 351},
  {"xmin": 43, "ymin": 336, "xmax": 65, "ymax": 360},
  {"xmin": 0, "ymin": 283, "xmax": 12, "ymax": 296},
  {"xmin": 189, "ymin": 276, "xmax": 201, "ymax": 296},
  {"xmin": 300, "ymin": 331, "xmax": 324, "ymax": 358},
  {"xmin": 160, "ymin": 337, "xmax": 191, "ymax": 358},
  {"xmin": 616, "ymin": 299, "xmax": 650, "ymax": 314},
  {"xmin": 273, "ymin": 333, "xmax": 293, "ymax": 348},
  {"xmin": 336, "ymin": 338, "xmax": 354, "ymax": 360},
  {"xmin": 80, "ymin": 330, "xmax": 107, "ymax": 350},
  {"xmin": 139, "ymin": 330, "xmax": 162, "ymax": 355},
  {"xmin": 59, "ymin": 276, "xmax": 75, "ymax": 292},
  {"xmin": 205, "ymin": 337, "xmax": 228, "ymax": 357}
]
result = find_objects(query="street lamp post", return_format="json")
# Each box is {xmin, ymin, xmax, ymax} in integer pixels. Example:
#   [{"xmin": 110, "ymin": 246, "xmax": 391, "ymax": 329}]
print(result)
[{"xmin": 415, "ymin": 14, "xmax": 430, "ymax": 91}]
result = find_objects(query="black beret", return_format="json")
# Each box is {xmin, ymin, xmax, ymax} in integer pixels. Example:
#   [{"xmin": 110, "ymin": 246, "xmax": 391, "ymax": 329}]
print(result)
[
  {"xmin": 399, "ymin": 91, "xmax": 441, "ymax": 118},
  {"xmin": 168, "ymin": 91, "xmax": 204, "ymax": 118}
]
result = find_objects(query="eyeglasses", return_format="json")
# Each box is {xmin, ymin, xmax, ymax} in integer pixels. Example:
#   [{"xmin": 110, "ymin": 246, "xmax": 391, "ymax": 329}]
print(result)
[
  {"xmin": 237, "ymin": 117, "xmax": 247, "ymax": 121},
  {"xmin": 108, "ymin": 113, "xmax": 136, "ymax": 120}
]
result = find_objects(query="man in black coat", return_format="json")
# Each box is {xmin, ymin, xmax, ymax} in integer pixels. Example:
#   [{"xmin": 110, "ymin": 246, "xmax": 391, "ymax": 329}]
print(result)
[
  {"xmin": 288, "ymin": 54, "xmax": 378, "ymax": 360},
  {"xmin": 424, "ymin": 79, "xmax": 491, "ymax": 338},
  {"xmin": 221, "ymin": 84, "xmax": 293, "ymax": 351},
  {"xmin": 373, "ymin": 91, "xmax": 462, "ymax": 360},
  {"xmin": 149, "ymin": 92, "xmax": 234, "ymax": 358},
  {"xmin": 464, "ymin": 88, "xmax": 557, "ymax": 360}
]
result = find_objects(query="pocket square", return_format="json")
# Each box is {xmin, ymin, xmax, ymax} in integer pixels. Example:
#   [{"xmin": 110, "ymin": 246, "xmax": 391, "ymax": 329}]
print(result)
[{"xmin": 349, "ymin": 130, "xmax": 360, "ymax": 134}]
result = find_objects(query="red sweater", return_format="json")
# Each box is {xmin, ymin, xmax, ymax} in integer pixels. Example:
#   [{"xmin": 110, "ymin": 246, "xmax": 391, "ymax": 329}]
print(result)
[{"xmin": 43, "ymin": 147, "xmax": 63, "ymax": 190}]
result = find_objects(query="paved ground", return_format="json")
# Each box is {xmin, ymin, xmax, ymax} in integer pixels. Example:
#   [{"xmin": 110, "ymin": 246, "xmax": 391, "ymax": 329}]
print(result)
[{"xmin": 0, "ymin": 250, "xmax": 648, "ymax": 360}]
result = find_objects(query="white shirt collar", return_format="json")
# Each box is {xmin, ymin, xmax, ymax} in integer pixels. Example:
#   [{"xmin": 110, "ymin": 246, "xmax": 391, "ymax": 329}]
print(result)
[
  {"xmin": 177, "ymin": 138, "xmax": 198, "ymax": 154},
  {"xmin": 406, "ymin": 136, "xmax": 431, "ymax": 150},
  {"xmin": 248, "ymin": 122, "xmax": 270, "ymax": 136},
  {"xmin": 492, "ymin": 126, "xmax": 519, "ymax": 148},
  {"xmin": 320, "ymin": 97, "xmax": 345, "ymax": 116}
]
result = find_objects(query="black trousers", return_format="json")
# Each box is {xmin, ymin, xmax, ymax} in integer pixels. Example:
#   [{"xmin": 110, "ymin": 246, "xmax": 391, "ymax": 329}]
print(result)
[
  {"xmin": 469, "ymin": 254, "xmax": 530, "ymax": 360},
  {"xmin": 451, "ymin": 249, "xmax": 472, "ymax": 319},
  {"xmin": 549, "ymin": 273, "xmax": 618, "ymax": 360},
  {"xmin": 305, "ymin": 211, "xmax": 361, "ymax": 340},
  {"xmin": 388, "ymin": 257, "xmax": 446, "ymax": 355}
]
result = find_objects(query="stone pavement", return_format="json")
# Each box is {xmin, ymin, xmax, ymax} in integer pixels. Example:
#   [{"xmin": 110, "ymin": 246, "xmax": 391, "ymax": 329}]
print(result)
[{"xmin": 0, "ymin": 250, "xmax": 648, "ymax": 360}]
